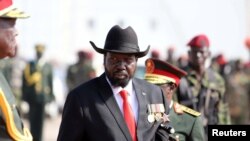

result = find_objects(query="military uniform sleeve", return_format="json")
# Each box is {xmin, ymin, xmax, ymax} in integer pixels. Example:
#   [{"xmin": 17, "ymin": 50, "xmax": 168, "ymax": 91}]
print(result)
[
  {"xmin": 190, "ymin": 116, "xmax": 205, "ymax": 141},
  {"xmin": 218, "ymin": 100, "xmax": 231, "ymax": 124},
  {"xmin": 46, "ymin": 64, "xmax": 55, "ymax": 103},
  {"xmin": 215, "ymin": 73, "xmax": 231, "ymax": 125}
]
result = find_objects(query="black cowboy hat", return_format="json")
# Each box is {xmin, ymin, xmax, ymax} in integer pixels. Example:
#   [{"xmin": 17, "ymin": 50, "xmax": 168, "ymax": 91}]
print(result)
[{"xmin": 90, "ymin": 25, "xmax": 150, "ymax": 58}]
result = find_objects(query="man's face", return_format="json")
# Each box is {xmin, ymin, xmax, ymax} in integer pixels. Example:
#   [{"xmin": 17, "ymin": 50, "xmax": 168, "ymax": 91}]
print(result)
[
  {"xmin": 188, "ymin": 47, "xmax": 210, "ymax": 68},
  {"xmin": 36, "ymin": 51, "xmax": 44, "ymax": 60},
  {"xmin": 104, "ymin": 52, "xmax": 137, "ymax": 87},
  {"xmin": 160, "ymin": 82, "xmax": 177, "ymax": 103},
  {"xmin": 0, "ymin": 18, "xmax": 17, "ymax": 59}
]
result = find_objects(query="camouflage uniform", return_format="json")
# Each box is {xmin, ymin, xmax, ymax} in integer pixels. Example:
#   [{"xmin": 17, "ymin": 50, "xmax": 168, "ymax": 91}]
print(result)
[
  {"xmin": 177, "ymin": 68, "xmax": 230, "ymax": 123},
  {"xmin": 66, "ymin": 51, "xmax": 96, "ymax": 92},
  {"xmin": 0, "ymin": 57, "xmax": 26, "ymax": 107},
  {"xmin": 166, "ymin": 46, "xmax": 178, "ymax": 66},
  {"xmin": 227, "ymin": 60, "xmax": 250, "ymax": 124},
  {"xmin": 176, "ymin": 34, "xmax": 231, "ymax": 140}
]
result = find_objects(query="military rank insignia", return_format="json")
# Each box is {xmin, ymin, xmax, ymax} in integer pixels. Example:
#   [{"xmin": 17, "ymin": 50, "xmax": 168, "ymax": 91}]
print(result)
[{"xmin": 173, "ymin": 102, "xmax": 201, "ymax": 116}]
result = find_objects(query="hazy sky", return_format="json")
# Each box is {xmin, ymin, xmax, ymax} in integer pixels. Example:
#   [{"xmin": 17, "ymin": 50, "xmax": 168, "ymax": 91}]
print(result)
[{"xmin": 15, "ymin": 0, "xmax": 249, "ymax": 69}]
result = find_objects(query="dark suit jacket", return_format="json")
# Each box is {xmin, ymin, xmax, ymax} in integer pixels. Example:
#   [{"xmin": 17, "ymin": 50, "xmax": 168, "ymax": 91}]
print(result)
[{"xmin": 57, "ymin": 73, "xmax": 169, "ymax": 141}]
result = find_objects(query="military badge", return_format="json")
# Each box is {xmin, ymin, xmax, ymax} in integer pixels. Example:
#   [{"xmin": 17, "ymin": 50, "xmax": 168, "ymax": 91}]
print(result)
[{"xmin": 146, "ymin": 59, "xmax": 155, "ymax": 73}]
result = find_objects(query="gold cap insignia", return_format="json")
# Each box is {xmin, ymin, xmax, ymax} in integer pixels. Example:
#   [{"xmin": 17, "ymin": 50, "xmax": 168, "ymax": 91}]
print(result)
[{"xmin": 146, "ymin": 59, "xmax": 154, "ymax": 73}]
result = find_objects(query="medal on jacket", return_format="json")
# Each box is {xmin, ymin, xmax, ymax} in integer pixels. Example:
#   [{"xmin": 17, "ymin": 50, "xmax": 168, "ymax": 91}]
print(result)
[
  {"xmin": 147, "ymin": 105, "xmax": 155, "ymax": 123},
  {"xmin": 147, "ymin": 104, "xmax": 165, "ymax": 122}
]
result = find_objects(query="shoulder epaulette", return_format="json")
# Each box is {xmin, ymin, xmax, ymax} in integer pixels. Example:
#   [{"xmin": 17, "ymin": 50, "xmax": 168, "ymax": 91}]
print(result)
[
  {"xmin": 0, "ymin": 89, "xmax": 33, "ymax": 141},
  {"xmin": 173, "ymin": 102, "xmax": 200, "ymax": 116},
  {"xmin": 180, "ymin": 104, "xmax": 201, "ymax": 117},
  {"xmin": 173, "ymin": 102, "xmax": 184, "ymax": 114}
]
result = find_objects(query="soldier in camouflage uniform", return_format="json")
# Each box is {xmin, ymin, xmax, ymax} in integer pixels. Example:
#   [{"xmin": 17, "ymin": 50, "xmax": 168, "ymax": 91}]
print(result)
[
  {"xmin": 145, "ymin": 58, "xmax": 205, "ymax": 141},
  {"xmin": 0, "ymin": 52, "xmax": 26, "ymax": 108},
  {"xmin": 227, "ymin": 59, "xmax": 250, "ymax": 124},
  {"xmin": 150, "ymin": 49, "xmax": 160, "ymax": 59},
  {"xmin": 176, "ymin": 34, "xmax": 231, "ymax": 139},
  {"xmin": 244, "ymin": 38, "xmax": 250, "ymax": 124},
  {"xmin": 66, "ymin": 50, "xmax": 96, "ymax": 92},
  {"xmin": 166, "ymin": 46, "xmax": 178, "ymax": 66},
  {"xmin": 0, "ymin": 0, "xmax": 32, "ymax": 140},
  {"xmin": 22, "ymin": 44, "xmax": 54, "ymax": 141}
]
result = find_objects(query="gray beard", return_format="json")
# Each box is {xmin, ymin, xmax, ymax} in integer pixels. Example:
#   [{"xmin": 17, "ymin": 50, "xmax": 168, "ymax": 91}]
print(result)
[
  {"xmin": 105, "ymin": 69, "xmax": 130, "ymax": 88},
  {"xmin": 107, "ymin": 74, "xmax": 130, "ymax": 88}
]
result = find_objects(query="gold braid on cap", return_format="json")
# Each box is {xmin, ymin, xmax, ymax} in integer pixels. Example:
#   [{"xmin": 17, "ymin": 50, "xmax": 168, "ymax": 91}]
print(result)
[
  {"xmin": 0, "ymin": 89, "xmax": 33, "ymax": 141},
  {"xmin": 144, "ymin": 73, "xmax": 176, "ymax": 85},
  {"xmin": 1, "ymin": 8, "xmax": 29, "ymax": 18}
]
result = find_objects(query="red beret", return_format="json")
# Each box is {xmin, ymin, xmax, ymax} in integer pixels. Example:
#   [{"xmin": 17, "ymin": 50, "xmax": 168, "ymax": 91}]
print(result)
[
  {"xmin": 77, "ymin": 51, "xmax": 87, "ymax": 58},
  {"xmin": 144, "ymin": 58, "xmax": 187, "ymax": 85},
  {"xmin": 86, "ymin": 51, "xmax": 93, "ymax": 59},
  {"xmin": 187, "ymin": 34, "xmax": 209, "ymax": 48},
  {"xmin": 167, "ymin": 46, "xmax": 175, "ymax": 52},
  {"xmin": 216, "ymin": 54, "xmax": 227, "ymax": 65},
  {"xmin": 245, "ymin": 37, "xmax": 250, "ymax": 49},
  {"xmin": 151, "ymin": 49, "xmax": 160, "ymax": 58}
]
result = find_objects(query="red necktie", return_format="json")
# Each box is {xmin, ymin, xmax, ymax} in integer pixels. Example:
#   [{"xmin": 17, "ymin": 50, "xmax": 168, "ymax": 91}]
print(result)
[{"xmin": 120, "ymin": 90, "xmax": 137, "ymax": 141}]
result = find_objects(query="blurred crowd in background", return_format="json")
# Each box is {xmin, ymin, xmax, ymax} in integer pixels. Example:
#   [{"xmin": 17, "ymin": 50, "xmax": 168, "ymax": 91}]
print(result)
[
  {"xmin": 0, "ymin": 40, "xmax": 250, "ymax": 125},
  {"xmin": 0, "ymin": 38, "xmax": 250, "ymax": 141},
  {"xmin": 1, "ymin": 1, "xmax": 250, "ymax": 140}
]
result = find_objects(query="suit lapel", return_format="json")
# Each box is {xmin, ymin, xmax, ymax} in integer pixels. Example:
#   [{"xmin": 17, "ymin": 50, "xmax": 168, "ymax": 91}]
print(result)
[
  {"xmin": 133, "ymin": 78, "xmax": 148, "ymax": 140},
  {"xmin": 97, "ymin": 74, "xmax": 132, "ymax": 141}
]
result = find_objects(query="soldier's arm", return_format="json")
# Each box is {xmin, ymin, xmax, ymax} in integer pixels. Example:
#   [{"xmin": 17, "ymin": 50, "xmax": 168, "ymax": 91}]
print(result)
[
  {"xmin": 218, "ymin": 99, "xmax": 231, "ymax": 125},
  {"xmin": 176, "ymin": 78, "xmax": 198, "ymax": 108},
  {"xmin": 47, "ymin": 64, "xmax": 55, "ymax": 102},
  {"xmin": 216, "ymin": 73, "xmax": 231, "ymax": 125},
  {"xmin": 190, "ymin": 116, "xmax": 206, "ymax": 141},
  {"xmin": 65, "ymin": 66, "xmax": 75, "ymax": 91}
]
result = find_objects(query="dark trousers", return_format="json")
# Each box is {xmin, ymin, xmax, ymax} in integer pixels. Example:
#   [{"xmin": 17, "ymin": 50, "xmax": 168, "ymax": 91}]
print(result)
[{"xmin": 29, "ymin": 102, "xmax": 45, "ymax": 141}]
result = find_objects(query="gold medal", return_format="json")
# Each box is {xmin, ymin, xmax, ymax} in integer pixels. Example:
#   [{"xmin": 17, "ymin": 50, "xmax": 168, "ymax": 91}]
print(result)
[{"xmin": 155, "ymin": 113, "xmax": 162, "ymax": 121}]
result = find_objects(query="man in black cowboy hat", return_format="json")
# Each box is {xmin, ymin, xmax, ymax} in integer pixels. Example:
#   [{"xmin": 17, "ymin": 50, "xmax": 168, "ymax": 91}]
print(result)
[{"xmin": 57, "ymin": 25, "xmax": 171, "ymax": 141}]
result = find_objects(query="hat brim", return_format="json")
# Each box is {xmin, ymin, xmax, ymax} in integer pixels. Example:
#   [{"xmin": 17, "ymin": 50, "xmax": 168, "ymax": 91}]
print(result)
[
  {"xmin": 144, "ymin": 73, "xmax": 176, "ymax": 85},
  {"xmin": 90, "ymin": 41, "xmax": 150, "ymax": 58},
  {"xmin": 0, "ymin": 7, "xmax": 29, "ymax": 19}
]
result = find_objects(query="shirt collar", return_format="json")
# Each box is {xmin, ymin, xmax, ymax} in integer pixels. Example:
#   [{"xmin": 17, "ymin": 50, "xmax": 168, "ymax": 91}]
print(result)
[
  {"xmin": 105, "ymin": 76, "xmax": 133, "ymax": 96},
  {"xmin": 169, "ymin": 100, "xmax": 173, "ymax": 109}
]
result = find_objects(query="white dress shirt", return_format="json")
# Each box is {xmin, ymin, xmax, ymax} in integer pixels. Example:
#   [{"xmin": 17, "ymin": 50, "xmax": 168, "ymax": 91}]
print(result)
[{"xmin": 106, "ymin": 77, "xmax": 139, "ymax": 123}]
